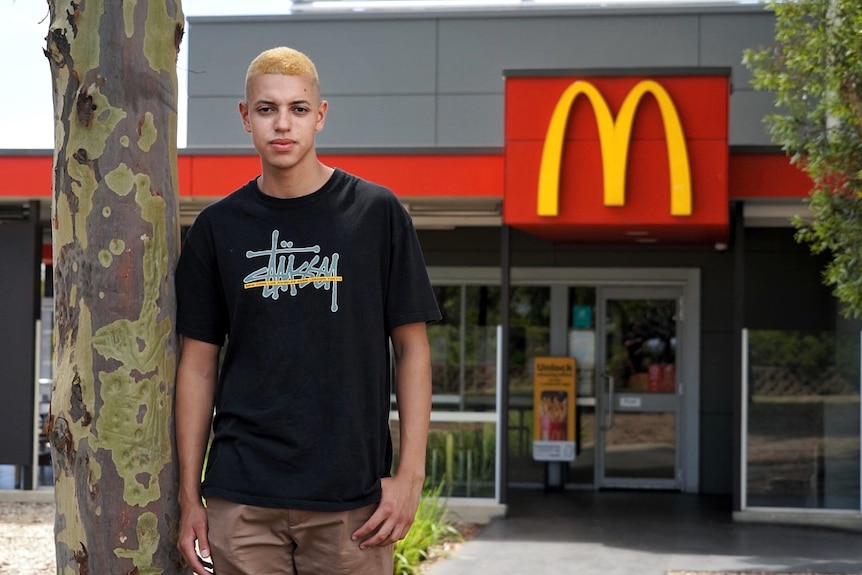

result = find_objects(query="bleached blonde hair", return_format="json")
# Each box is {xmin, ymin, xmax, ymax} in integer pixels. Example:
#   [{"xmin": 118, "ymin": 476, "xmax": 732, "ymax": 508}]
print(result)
[{"xmin": 245, "ymin": 47, "xmax": 320, "ymax": 96}]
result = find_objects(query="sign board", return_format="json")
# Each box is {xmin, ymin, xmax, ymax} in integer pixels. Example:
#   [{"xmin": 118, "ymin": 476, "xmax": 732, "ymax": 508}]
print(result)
[
  {"xmin": 503, "ymin": 72, "xmax": 730, "ymax": 243},
  {"xmin": 532, "ymin": 357, "xmax": 577, "ymax": 462}
]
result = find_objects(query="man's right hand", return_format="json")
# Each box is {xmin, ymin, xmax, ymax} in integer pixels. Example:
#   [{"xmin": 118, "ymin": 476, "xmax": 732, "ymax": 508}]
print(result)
[
  {"xmin": 177, "ymin": 500, "xmax": 214, "ymax": 574},
  {"xmin": 175, "ymin": 337, "xmax": 220, "ymax": 573}
]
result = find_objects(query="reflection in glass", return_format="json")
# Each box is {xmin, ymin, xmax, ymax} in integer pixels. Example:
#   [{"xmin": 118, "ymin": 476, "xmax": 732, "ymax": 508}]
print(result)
[
  {"xmin": 394, "ymin": 284, "xmax": 503, "ymax": 497},
  {"xmin": 507, "ymin": 287, "xmax": 551, "ymax": 484},
  {"xmin": 391, "ymin": 420, "xmax": 496, "ymax": 498},
  {"xmin": 565, "ymin": 287, "xmax": 598, "ymax": 483},
  {"xmin": 428, "ymin": 285, "xmax": 500, "ymax": 410},
  {"xmin": 606, "ymin": 299, "xmax": 677, "ymax": 393},
  {"xmin": 568, "ymin": 406, "xmax": 596, "ymax": 483},
  {"xmin": 601, "ymin": 296, "xmax": 678, "ymax": 483},
  {"xmin": 508, "ymin": 286, "xmax": 551, "ymax": 395},
  {"xmin": 746, "ymin": 330, "xmax": 861, "ymax": 510},
  {"xmin": 604, "ymin": 413, "xmax": 676, "ymax": 479},
  {"xmin": 568, "ymin": 287, "xmax": 597, "ymax": 397}
]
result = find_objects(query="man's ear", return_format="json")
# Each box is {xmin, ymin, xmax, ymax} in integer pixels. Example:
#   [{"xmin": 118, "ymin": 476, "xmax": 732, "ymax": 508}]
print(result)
[
  {"xmin": 239, "ymin": 101, "xmax": 252, "ymax": 133},
  {"xmin": 315, "ymin": 100, "xmax": 328, "ymax": 133}
]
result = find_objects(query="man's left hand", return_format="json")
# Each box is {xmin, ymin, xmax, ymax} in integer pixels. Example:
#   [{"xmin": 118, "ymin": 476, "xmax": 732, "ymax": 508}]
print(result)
[{"xmin": 351, "ymin": 474, "xmax": 423, "ymax": 549}]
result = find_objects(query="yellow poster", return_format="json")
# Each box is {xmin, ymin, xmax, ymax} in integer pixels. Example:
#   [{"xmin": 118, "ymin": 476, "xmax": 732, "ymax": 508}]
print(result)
[{"xmin": 532, "ymin": 356, "xmax": 577, "ymax": 462}]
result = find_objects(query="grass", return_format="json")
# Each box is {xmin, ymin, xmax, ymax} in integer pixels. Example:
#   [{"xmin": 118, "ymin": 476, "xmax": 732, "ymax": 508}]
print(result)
[{"xmin": 393, "ymin": 483, "xmax": 464, "ymax": 575}]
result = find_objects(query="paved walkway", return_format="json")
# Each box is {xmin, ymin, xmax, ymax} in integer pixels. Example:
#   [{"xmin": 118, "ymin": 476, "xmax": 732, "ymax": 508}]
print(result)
[
  {"xmin": 428, "ymin": 490, "xmax": 862, "ymax": 575},
  {"xmin": 6, "ymin": 465, "xmax": 862, "ymax": 575}
]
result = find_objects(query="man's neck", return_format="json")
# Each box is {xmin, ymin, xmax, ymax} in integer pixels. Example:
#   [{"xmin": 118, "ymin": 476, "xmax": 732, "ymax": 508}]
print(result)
[{"xmin": 258, "ymin": 160, "xmax": 334, "ymax": 199}]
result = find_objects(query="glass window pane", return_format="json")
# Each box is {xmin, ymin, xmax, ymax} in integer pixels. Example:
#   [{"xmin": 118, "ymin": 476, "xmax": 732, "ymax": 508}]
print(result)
[
  {"xmin": 464, "ymin": 286, "xmax": 500, "ymax": 409},
  {"xmin": 606, "ymin": 299, "xmax": 677, "ymax": 393},
  {"xmin": 568, "ymin": 405, "xmax": 596, "ymax": 484},
  {"xmin": 746, "ymin": 330, "xmax": 861, "ymax": 509},
  {"xmin": 394, "ymin": 283, "xmax": 502, "ymax": 499},
  {"xmin": 604, "ymin": 412, "xmax": 676, "ymax": 479},
  {"xmin": 508, "ymin": 286, "xmax": 551, "ymax": 484},
  {"xmin": 568, "ymin": 287, "xmax": 597, "ymax": 397},
  {"xmin": 567, "ymin": 287, "xmax": 597, "ymax": 484},
  {"xmin": 508, "ymin": 286, "xmax": 551, "ymax": 395},
  {"xmin": 427, "ymin": 285, "xmax": 500, "ymax": 408},
  {"xmin": 391, "ymin": 419, "xmax": 497, "ymax": 498}
]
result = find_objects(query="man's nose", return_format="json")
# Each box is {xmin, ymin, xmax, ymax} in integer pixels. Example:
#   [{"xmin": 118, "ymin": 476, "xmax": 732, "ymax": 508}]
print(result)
[{"xmin": 274, "ymin": 110, "xmax": 291, "ymax": 131}]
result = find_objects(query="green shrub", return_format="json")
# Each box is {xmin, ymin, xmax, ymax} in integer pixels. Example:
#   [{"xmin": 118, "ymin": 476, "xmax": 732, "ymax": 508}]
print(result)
[{"xmin": 393, "ymin": 484, "xmax": 463, "ymax": 575}]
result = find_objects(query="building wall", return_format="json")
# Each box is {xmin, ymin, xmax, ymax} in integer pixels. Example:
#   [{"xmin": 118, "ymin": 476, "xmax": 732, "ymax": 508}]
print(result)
[
  {"xmin": 186, "ymin": 6, "xmax": 845, "ymax": 498},
  {"xmin": 187, "ymin": 6, "xmax": 777, "ymax": 150}
]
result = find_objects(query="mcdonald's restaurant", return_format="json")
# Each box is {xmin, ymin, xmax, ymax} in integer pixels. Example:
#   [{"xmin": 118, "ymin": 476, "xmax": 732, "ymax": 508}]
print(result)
[{"xmin": 1, "ymin": 3, "xmax": 860, "ymax": 528}]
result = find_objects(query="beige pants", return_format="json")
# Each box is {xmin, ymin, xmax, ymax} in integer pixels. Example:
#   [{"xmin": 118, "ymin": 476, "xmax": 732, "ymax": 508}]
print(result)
[{"xmin": 206, "ymin": 497, "xmax": 393, "ymax": 575}]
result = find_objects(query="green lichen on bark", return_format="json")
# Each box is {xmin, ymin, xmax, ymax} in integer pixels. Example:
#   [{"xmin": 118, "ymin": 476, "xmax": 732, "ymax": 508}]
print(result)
[
  {"xmin": 138, "ymin": 112, "xmax": 158, "ymax": 152},
  {"xmin": 47, "ymin": 0, "xmax": 186, "ymax": 572},
  {"xmin": 68, "ymin": 0, "xmax": 105, "ymax": 77},
  {"xmin": 70, "ymin": 85, "xmax": 128, "ymax": 160},
  {"xmin": 123, "ymin": 0, "xmax": 140, "ymax": 38},
  {"xmin": 92, "ymin": 170, "xmax": 173, "ymax": 508},
  {"xmin": 109, "ymin": 239, "xmax": 126, "ymax": 254},
  {"xmin": 144, "ymin": 1, "xmax": 183, "ymax": 73},
  {"xmin": 105, "ymin": 163, "xmax": 136, "ymax": 196},
  {"xmin": 114, "ymin": 512, "xmax": 162, "ymax": 575}
]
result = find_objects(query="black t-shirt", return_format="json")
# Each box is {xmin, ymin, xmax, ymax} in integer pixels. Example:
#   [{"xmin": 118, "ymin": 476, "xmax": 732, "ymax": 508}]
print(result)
[{"xmin": 175, "ymin": 169, "xmax": 441, "ymax": 511}]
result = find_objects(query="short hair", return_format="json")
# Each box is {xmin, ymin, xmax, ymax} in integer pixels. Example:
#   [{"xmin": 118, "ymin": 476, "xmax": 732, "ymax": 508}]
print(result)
[{"xmin": 245, "ymin": 47, "xmax": 320, "ymax": 94}]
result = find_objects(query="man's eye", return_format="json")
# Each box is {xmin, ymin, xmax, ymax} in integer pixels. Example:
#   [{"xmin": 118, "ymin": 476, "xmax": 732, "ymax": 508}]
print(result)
[
  {"xmin": 293, "ymin": 107, "xmax": 309, "ymax": 114},
  {"xmin": 258, "ymin": 106, "xmax": 274, "ymax": 113}
]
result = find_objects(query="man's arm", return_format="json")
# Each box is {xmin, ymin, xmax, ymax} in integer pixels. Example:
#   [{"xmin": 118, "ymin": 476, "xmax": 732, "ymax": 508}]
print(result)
[
  {"xmin": 175, "ymin": 336, "xmax": 221, "ymax": 574},
  {"xmin": 353, "ymin": 321, "xmax": 432, "ymax": 549}
]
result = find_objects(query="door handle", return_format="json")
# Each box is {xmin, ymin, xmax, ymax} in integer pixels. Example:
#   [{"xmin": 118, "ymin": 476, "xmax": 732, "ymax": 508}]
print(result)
[{"xmin": 601, "ymin": 373, "xmax": 615, "ymax": 431}]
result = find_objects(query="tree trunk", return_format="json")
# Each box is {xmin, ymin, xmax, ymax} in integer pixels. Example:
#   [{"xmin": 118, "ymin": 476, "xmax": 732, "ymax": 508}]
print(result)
[{"xmin": 45, "ymin": 1, "xmax": 187, "ymax": 573}]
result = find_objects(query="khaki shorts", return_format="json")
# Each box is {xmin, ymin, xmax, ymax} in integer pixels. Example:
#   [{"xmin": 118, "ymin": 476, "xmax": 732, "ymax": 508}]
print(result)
[{"xmin": 206, "ymin": 497, "xmax": 393, "ymax": 575}]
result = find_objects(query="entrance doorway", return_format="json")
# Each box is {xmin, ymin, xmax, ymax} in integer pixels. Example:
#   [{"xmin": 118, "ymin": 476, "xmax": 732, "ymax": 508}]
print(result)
[
  {"xmin": 596, "ymin": 287, "xmax": 683, "ymax": 489},
  {"xmin": 425, "ymin": 266, "xmax": 701, "ymax": 497}
]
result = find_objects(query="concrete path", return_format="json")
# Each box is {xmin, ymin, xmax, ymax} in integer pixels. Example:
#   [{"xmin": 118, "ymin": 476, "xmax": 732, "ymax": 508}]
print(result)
[{"xmin": 427, "ymin": 490, "xmax": 862, "ymax": 575}]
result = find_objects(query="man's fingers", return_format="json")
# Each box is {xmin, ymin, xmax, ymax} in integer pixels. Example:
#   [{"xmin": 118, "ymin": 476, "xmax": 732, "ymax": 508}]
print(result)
[
  {"xmin": 357, "ymin": 516, "xmax": 414, "ymax": 549},
  {"xmin": 178, "ymin": 525, "xmax": 214, "ymax": 574},
  {"xmin": 194, "ymin": 542, "xmax": 214, "ymax": 573},
  {"xmin": 358, "ymin": 521, "xmax": 392, "ymax": 549},
  {"xmin": 352, "ymin": 508, "xmax": 385, "ymax": 543}
]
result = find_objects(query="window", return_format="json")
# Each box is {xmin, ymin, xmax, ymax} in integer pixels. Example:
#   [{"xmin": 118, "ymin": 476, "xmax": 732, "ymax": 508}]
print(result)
[{"xmin": 743, "ymin": 330, "xmax": 861, "ymax": 510}]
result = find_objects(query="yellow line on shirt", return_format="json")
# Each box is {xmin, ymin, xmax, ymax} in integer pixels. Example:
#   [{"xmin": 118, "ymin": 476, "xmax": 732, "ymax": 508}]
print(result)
[{"xmin": 244, "ymin": 276, "xmax": 343, "ymax": 289}]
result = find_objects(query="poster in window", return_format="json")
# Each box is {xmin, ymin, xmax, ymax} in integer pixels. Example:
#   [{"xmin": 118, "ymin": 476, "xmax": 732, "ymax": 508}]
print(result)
[{"xmin": 532, "ymin": 356, "xmax": 577, "ymax": 462}]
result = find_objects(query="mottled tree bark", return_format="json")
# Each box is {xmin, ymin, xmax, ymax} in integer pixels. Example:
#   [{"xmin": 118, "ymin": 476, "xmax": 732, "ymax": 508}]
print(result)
[{"xmin": 45, "ymin": 1, "xmax": 187, "ymax": 573}]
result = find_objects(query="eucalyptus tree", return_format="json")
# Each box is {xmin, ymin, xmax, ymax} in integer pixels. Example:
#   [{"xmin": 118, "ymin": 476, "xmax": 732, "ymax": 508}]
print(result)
[{"xmin": 45, "ymin": 1, "xmax": 188, "ymax": 572}]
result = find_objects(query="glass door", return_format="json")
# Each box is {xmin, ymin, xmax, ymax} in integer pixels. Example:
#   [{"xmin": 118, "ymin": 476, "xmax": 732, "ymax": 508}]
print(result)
[{"xmin": 597, "ymin": 287, "xmax": 683, "ymax": 489}]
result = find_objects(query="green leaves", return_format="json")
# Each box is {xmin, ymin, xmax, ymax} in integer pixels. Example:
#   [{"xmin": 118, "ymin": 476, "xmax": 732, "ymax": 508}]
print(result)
[
  {"xmin": 744, "ymin": 0, "xmax": 862, "ymax": 317},
  {"xmin": 393, "ymin": 483, "xmax": 464, "ymax": 575}
]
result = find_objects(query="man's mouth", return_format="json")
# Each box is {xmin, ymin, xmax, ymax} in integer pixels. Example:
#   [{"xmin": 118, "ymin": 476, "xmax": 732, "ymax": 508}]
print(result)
[{"xmin": 271, "ymin": 138, "xmax": 296, "ymax": 150}]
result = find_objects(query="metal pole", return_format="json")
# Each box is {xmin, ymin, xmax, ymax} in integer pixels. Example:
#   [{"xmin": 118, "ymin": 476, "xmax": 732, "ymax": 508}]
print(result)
[{"xmin": 498, "ymin": 224, "xmax": 511, "ymax": 506}]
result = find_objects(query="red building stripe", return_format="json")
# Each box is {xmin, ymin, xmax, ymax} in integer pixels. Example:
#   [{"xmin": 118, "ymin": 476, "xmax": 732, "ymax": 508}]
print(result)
[{"xmin": 0, "ymin": 150, "xmax": 809, "ymax": 201}]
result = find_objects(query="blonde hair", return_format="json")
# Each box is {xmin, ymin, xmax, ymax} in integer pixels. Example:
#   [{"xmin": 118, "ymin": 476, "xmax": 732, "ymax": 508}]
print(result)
[{"xmin": 245, "ymin": 46, "xmax": 320, "ymax": 94}]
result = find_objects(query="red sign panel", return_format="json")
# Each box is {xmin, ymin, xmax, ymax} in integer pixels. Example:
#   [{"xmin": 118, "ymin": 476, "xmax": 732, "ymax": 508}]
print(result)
[{"xmin": 504, "ymin": 74, "xmax": 730, "ymax": 243}]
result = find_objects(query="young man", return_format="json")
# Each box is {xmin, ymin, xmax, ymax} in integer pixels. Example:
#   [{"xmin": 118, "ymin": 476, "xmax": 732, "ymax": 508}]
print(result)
[{"xmin": 175, "ymin": 46, "xmax": 441, "ymax": 575}]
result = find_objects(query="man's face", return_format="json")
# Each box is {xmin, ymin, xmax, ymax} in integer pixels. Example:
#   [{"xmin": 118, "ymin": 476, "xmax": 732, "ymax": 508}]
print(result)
[{"xmin": 239, "ymin": 73, "xmax": 327, "ymax": 172}]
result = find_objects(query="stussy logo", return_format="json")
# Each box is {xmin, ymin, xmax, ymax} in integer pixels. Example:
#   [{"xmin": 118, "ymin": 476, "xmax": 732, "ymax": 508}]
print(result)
[{"xmin": 243, "ymin": 230, "xmax": 341, "ymax": 311}]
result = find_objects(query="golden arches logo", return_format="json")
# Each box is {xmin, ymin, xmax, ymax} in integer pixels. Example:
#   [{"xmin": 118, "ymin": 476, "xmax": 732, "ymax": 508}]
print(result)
[{"xmin": 537, "ymin": 80, "xmax": 692, "ymax": 217}]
